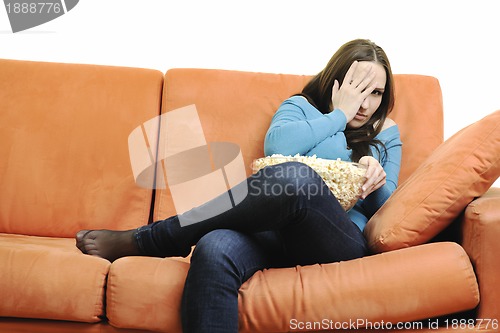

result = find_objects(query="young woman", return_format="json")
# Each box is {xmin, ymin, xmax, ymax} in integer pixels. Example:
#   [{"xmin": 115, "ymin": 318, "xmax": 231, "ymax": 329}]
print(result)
[{"xmin": 76, "ymin": 39, "xmax": 402, "ymax": 333}]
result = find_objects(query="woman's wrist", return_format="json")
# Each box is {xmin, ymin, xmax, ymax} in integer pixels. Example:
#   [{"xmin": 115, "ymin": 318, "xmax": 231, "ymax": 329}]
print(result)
[{"xmin": 327, "ymin": 108, "xmax": 348, "ymax": 129}]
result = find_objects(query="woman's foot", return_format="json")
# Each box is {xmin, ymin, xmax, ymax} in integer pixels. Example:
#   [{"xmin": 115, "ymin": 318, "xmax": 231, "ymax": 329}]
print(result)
[{"xmin": 75, "ymin": 229, "xmax": 140, "ymax": 262}]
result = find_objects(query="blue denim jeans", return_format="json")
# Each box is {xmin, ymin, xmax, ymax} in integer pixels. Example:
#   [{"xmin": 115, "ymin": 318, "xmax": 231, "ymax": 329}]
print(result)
[{"xmin": 135, "ymin": 162, "xmax": 367, "ymax": 333}]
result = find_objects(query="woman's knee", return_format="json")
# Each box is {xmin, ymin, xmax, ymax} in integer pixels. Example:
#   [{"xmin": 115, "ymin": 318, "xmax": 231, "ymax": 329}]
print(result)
[
  {"xmin": 191, "ymin": 230, "xmax": 245, "ymax": 267},
  {"xmin": 190, "ymin": 230, "xmax": 271, "ymax": 283}
]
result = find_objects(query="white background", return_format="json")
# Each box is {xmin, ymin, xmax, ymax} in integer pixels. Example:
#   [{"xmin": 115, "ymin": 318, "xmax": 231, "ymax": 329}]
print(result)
[{"xmin": 1, "ymin": 0, "xmax": 499, "ymax": 186}]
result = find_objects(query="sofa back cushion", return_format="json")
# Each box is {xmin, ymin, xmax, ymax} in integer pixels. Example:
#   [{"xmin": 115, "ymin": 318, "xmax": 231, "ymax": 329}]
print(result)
[
  {"xmin": 0, "ymin": 59, "xmax": 163, "ymax": 237},
  {"xmin": 153, "ymin": 69, "xmax": 443, "ymax": 220},
  {"xmin": 389, "ymin": 75, "xmax": 444, "ymax": 184}
]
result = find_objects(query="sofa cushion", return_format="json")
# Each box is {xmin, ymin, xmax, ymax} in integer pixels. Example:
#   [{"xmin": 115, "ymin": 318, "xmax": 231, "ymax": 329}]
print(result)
[
  {"xmin": 154, "ymin": 70, "xmax": 443, "ymax": 221},
  {"xmin": 0, "ymin": 59, "xmax": 163, "ymax": 237},
  {"xmin": 104, "ymin": 242, "xmax": 478, "ymax": 332},
  {"xmin": 239, "ymin": 242, "xmax": 478, "ymax": 333},
  {"xmin": 154, "ymin": 68, "xmax": 311, "ymax": 220},
  {"xmin": 365, "ymin": 110, "xmax": 500, "ymax": 253},
  {"xmin": 106, "ymin": 257, "xmax": 189, "ymax": 332},
  {"xmin": 0, "ymin": 233, "xmax": 109, "ymax": 323},
  {"xmin": 388, "ymin": 75, "xmax": 444, "ymax": 184}
]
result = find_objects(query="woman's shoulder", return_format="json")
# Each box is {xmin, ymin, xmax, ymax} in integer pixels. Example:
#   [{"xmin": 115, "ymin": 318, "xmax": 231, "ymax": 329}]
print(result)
[
  {"xmin": 279, "ymin": 95, "xmax": 321, "ymax": 114},
  {"xmin": 381, "ymin": 117, "xmax": 397, "ymax": 131},
  {"xmin": 284, "ymin": 95, "xmax": 310, "ymax": 106},
  {"xmin": 375, "ymin": 117, "xmax": 401, "ymax": 143}
]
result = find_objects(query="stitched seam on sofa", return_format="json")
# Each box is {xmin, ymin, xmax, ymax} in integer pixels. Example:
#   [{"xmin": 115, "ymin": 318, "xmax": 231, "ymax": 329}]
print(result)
[
  {"xmin": 156, "ymin": 71, "xmax": 173, "ymax": 221},
  {"xmin": 106, "ymin": 264, "xmax": 118, "ymax": 323},
  {"xmin": 92, "ymin": 266, "xmax": 110, "ymax": 321},
  {"xmin": 148, "ymin": 73, "xmax": 164, "ymax": 225},
  {"xmin": 477, "ymin": 204, "xmax": 489, "ymax": 319}
]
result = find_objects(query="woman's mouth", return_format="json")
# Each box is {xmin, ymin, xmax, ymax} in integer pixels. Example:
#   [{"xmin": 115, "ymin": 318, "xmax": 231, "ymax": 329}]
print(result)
[{"xmin": 354, "ymin": 112, "xmax": 367, "ymax": 121}]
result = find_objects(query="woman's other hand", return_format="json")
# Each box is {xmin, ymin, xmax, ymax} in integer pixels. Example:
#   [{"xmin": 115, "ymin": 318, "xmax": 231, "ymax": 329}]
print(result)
[
  {"xmin": 331, "ymin": 61, "xmax": 378, "ymax": 122},
  {"xmin": 358, "ymin": 156, "xmax": 386, "ymax": 199}
]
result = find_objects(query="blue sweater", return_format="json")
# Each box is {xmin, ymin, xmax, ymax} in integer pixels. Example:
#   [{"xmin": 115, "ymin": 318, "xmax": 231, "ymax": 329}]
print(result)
[{"xmin": 264, "ymin": 96, "xmax": 402, "ymax": 231}]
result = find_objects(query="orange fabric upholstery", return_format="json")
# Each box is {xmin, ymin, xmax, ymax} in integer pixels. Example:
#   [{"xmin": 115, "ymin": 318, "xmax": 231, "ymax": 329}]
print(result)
[
  {"xmin": 388, "ymin": 75, "xmax": 444, "ymax": 184},
  {"xmin": 0, "ymin": 318, "xmax": 157, "ymax": 333},
  {"xmin": 155, "ymin": 68, "xmax": 311, "ymax": 220},
  {"xmin": 106, "ymin": 257, "xmax": 189, "ymax": 332},
  {"xmin": 461, "ymin": 188, "xmax": 500, "ymax": 325},
  {"xmin": 0, "ymin": 59, "xmax": 164, "ymax": 328},
  {"xmin": 239, "ymin": 243, "xmax": 478, "ymax": 333},
  {"xmin": 0, "ymin": 233, "xmax": 109, "ymax": 322},
  {"xmin": 1, "ymin": 61, "xmax": 498, "ymax": 333},
  {"xmin": 154, "ymin": 69, "xmax": 443, "ymax": 221},
  {"xmin": 99, "ymin": 242, "xmax": 479, "ymax": 333},
  {"xmin": 144, "ymin": 68, "xmax": 483, "ymax": 333},
  {"xmin": 366, "ymin": 110, "xmax": 500, "ymax": 253},
  {"xmin": 0, "ymin": 59, "xmax": 163, "ymax": 237}
]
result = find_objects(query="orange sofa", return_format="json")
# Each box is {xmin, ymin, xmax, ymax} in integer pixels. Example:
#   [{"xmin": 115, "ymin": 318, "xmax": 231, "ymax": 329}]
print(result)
[{"xmin": 0, "ymin": 59, "xmax": 499, "ymax": 333}]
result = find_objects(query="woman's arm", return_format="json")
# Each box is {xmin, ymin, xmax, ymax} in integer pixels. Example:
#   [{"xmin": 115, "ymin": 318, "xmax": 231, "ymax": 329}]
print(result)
[
  {"xmin": 264, "ymin": 97, "xmax": 348, "ymax": 156},
  {"xmin": 361, "ymin": 120, "xmax": 402, "ymax": 216}
]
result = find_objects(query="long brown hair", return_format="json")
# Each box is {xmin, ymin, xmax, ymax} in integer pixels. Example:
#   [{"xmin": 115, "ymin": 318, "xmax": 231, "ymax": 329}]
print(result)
[{"xmin": 300, "ymin": 39, "xmax": 395, "ymax": 162}]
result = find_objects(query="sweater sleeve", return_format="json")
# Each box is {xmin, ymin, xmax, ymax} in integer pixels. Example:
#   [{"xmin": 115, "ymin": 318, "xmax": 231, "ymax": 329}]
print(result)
[
  {"xmin": 348, "ymin": 125, "xmax": 402, "ymax": 231},
  {"xmin": 361, "ymin": 125, "xmax": 402, "ymax": 216},
  {"xmin": 264, "ymin": 96, "xmax": 347, "ymax": 156}
]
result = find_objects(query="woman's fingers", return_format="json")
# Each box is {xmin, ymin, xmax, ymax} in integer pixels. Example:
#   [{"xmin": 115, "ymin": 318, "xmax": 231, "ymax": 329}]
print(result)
[
  {"xmin": 332, "ymin": 61, "xmax": 377, "ymax": 120},
  {"xmin": 349, "ymin": 62, "xmax": 374, "ymax": 90},
  {"xmin": 343, "ymin": 61, "xmax": 359, "ymax": 86},
  {"xmin": 359, "ymin": 156, "xmax": 386, "ymax": 199},
  {"xmin": 331, "ymin": 79, "xmax": 339, "ymax": 100},
  {"xmin": 361, "ymin": 80, "xmax": 378, "ymax": 98},
  {"xmin": 362, "ymin": 171, "xmax": 386, "ymax": 199}
]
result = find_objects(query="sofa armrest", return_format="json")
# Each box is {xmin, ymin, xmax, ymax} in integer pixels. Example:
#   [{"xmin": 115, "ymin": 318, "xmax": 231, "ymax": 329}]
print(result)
[{"xmin": 461, "ymin": 187, "xmax": 500, "ymax": 325}]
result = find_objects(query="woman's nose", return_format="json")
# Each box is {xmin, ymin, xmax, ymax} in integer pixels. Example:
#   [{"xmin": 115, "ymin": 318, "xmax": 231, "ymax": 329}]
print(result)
[{"xmin": 361, "ymin": 97, "xmax": 370, "ymax": 109}]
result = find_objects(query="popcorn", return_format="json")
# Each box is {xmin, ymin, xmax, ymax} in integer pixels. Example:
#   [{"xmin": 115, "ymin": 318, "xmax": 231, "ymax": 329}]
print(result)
[{"xmin": 252, "ymin": 154, "xmax": 367, "ymax": 211}]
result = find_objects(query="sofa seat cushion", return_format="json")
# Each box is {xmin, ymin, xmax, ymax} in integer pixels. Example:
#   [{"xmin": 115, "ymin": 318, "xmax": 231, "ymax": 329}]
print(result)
[
  {"xmin": 105, "ymin": 243, "xmax": 478, "ymax": 333},
  {"xmin": 0, "ymin": 233, "xmax": 109, "ymax": 323},
  {"xmin": 106, "ymin": 257, "xmax": 189, "ymax": 332},
  {"xmin": 239, "ymin": 242, "xmax": 479, "ymax": 333}
]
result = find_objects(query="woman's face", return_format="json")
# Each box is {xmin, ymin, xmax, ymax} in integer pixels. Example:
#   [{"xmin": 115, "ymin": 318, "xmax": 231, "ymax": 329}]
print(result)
[{"xmin": 346, "ymin": 61, "xmax": 386, "ymax": 129}]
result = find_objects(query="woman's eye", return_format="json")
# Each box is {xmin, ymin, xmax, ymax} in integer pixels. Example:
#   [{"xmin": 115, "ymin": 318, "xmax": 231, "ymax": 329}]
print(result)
[{"xmin": 372, "ymin": 90, "xmax": 383, "ymax": 96}]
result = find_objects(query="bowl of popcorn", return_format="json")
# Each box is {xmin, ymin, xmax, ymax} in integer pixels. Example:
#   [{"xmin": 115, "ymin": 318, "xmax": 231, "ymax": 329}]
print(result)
[{"xmin": 252, "ymin": 154, "xmax": 367, "ymax": 211}]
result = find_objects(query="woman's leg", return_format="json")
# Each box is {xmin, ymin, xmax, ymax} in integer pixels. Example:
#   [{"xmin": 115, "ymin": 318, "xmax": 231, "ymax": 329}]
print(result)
[
  {"xmin": 180, "ymin": 204, "xmax": 366, "ymax": 333},
  {"xmin": 77, "ymin": 161, "xmax": 365, "ymax": 261},
  {"xmin": 181, "ymin": 229, "xmax": 284, "ymax": 333},
  {"xmin": 278, "ymin": 198, "xmax": 367, "ymax": 265},
  {"xmin": 136, "ymin": 161, "xmax": 366, "ymax": 259}
]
